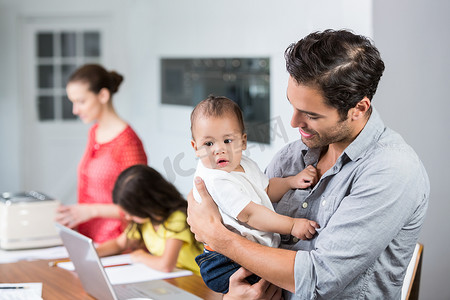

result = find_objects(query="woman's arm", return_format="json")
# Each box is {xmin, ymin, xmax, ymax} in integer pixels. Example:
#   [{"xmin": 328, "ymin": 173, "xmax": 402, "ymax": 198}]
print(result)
[
  {"xmin": 130, "ymin": 238, "xmax": 183, "ymax": 273},
  {"xmin": 187, "ymin": 177, "xmax": 296, "ymax": 292},
  {"xmin": 56, "ymin": 203, "xmax": 122, "ymax": 228},
  {"xmin": 88, "ymin": 203, "xmax": 122, "ymax": 218}
]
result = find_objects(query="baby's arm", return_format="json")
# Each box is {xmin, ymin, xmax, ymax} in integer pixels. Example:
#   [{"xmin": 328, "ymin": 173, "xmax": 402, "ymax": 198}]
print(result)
[
  {"xmin": 237, "ymin": 201, "xmax": 319, "ymax": 240},
  {"xmin": 267, "ymin": 165, "xmax": 318, "ymax": 203}
]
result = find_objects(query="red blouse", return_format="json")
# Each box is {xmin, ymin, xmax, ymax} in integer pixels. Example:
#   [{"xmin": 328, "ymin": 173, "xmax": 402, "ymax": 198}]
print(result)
[{"xmin": 77, "ymin": 124, "xmax": 147, "ymax": 243}]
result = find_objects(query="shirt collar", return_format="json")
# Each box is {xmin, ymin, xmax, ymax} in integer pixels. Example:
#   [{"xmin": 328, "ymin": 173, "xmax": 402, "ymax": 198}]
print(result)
[{"xmin": 344, "ymin": 107, "xmax": 385, "ymax": 161}]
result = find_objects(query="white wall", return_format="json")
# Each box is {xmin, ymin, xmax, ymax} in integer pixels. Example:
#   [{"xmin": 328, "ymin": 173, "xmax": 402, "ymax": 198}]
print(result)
[
  {"xmin": 373, "ymin": 1, "xmax": 450, "ymax": 299},
  {"xmin": 0, "ymin": 0, "xmax": 136, "ymax": 202},
  {"xmin": 0, "ymin": 2, "xmax": 21, "ymax": 191},
  {"xmin": 123, "ymin": 0, "xmax": 372, "ymax": 195},
  {"xmin": 0, "ymin": 0, "xmax": 372, "ymax": 197}
]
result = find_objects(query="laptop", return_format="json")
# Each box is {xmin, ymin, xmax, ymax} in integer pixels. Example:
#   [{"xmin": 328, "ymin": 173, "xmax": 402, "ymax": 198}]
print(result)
[{"xmin": 55, "ymin": 223, "xmax": 202, "ymax": 300}]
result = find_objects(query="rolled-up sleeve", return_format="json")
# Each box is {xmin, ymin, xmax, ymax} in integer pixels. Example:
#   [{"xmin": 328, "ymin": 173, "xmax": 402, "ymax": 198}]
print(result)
[{"xmin": 294, "ymin": 250, "xmax": 318, "ymax": 299}]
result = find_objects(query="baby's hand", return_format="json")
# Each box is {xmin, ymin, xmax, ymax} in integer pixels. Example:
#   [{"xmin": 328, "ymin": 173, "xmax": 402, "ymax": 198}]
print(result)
[
  {"xmin": 291, "ymin": 218, "xmax": 320, "ymax": 240},
  {"xmin": 290, "ymin": 165, "xmax": 318, "ymax": 189}
]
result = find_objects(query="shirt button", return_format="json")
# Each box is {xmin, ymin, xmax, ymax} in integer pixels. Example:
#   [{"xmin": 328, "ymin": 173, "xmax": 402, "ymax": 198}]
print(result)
[
  {"xmin": 94, "ymin": 144, "xmax": 100, "ymax": 150},
  {"xmin": 302, "ymin": 202, "xmax": 308, "ymax": 209},
  {"xmin": 322, "ymin": 200, "xmax": 326, "ymax": 206},
  {"xmin": 292, "ymin": 237, "xmax": 299, "ymax": 243}
]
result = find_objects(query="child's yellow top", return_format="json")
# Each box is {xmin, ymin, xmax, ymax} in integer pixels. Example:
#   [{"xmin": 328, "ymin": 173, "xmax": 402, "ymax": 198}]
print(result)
[{"xmin": 126, "ymin": 210, "xmax": 203, "ymax": 275}]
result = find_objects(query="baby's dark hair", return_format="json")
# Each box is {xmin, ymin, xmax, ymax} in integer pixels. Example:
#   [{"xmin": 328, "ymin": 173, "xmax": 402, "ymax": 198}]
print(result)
[
  {"xmin": 190, "ymin": 95, "xmax": 245, "ymax": 139},
  {"xmin": 68, "ymin": 63, "xmax": 124, "ymax": 95},
  {"xmin": 113, "ymin": 164, "xmax": 187, "ymax": 229}
]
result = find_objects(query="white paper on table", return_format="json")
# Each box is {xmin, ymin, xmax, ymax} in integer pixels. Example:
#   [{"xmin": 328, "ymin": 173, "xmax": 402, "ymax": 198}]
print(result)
[
  {"xmin": 0, "ymin": 246, "xmax": 68, "ymax": 264},
  {"xmin": 105, "ymin": 263, "xmax": 193, "ymax": 284},
  {"xmin": 56, "ymin": 253, "xmax": 193, "ymax": 284},
  {"xmin": 100, "ymin": 253, "xmax": 133, "ymax": 266},
  {"xmin": 56, "ymin": 253, "xmax": 133, "ymax": 271},
  {"xmin": 0, "ymin": 283, "xmax": 43, "ymax": 300},
  {"xmin": 52, "ymin": 260, "xmax": 74, "ymax": 271}
]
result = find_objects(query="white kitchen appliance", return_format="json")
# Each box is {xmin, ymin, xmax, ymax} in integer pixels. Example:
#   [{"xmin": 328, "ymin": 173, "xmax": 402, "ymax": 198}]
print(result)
[{"xmin": 0, "ymin": 191, "xmax": 62, "ymax": 250}]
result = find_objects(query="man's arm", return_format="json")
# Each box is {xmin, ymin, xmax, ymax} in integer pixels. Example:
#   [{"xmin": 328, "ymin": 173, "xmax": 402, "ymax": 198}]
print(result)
[{"xmin": 187, "ymin": 177, "xmax": 296, "ymax": 292}]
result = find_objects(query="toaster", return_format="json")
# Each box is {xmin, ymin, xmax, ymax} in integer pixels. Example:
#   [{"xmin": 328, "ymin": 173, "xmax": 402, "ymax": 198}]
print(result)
[{"xmin": 0, "ymin": 191, "xmax": 62, "ymax": 250}]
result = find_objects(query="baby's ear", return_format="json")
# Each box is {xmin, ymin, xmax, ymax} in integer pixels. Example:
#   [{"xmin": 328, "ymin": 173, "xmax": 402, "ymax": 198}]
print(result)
[
  {"xmin": 242, "ymin": 133, "xmax": 248, "ymax": 150},
  {"xmin": 191, "ymin": 140, "xmax": 198, "ymax": 151}
]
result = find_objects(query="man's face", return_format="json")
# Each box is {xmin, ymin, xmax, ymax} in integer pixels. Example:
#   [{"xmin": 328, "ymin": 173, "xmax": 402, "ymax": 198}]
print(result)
[{"xmin": 287, "ymin": 76, "xmax": 354, "ymax": 149}]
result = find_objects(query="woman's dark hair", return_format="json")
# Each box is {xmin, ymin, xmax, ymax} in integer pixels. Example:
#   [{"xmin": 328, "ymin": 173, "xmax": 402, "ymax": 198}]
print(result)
[
  {"xmin": 113, "ymin": 165, "xmax": 188, "ymax": 230},
  {"xmin": 285, "ymin": 29, "xmax": 385, "ymax": 120},
  {"xmin": 68, "ymin": 63, "xmax": 124, "ymax": 95}
]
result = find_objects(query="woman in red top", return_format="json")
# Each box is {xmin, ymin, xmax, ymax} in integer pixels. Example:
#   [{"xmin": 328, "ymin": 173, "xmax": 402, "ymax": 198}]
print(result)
[{"xmin": 56, "ymin": 64, "xmax": 148, "ymax": 243}]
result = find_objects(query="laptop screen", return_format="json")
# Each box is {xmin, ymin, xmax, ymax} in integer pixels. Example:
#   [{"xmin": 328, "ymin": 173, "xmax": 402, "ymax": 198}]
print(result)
[{"xmin": 55, "ymin": 223, "xmax": 118, "ymax": 300}]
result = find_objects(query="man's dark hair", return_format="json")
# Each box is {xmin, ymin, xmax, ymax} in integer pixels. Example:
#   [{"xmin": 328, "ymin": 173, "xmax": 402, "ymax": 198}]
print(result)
[{"xmin": 285, "ymin": 29, "xmax": 385, "ymax": 119}]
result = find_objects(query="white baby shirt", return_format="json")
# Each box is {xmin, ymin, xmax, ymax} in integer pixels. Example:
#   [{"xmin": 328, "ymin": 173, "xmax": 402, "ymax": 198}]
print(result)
[{"xmin": 193, "ymin": 155, "xmax": 281, "ymax": 248}]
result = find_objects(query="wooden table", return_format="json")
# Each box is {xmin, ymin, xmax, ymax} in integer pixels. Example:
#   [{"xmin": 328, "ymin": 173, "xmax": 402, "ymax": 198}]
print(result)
[{"xmin": 0, "ymin": 259, "xmax": 222, "ymax": 299}]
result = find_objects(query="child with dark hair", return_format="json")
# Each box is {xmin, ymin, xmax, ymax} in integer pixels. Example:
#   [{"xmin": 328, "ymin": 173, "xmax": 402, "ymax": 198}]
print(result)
[{"xmin": 96, "ymin": 164, "xmax": 202, "ymax": 275}]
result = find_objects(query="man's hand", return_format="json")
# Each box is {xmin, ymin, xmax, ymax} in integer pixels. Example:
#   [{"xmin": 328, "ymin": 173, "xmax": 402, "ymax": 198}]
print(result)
[
  {"xmin": 224, "ymin": 267, "xmax": 283, "ymax": 300},
  {"xmin": 187, "ymin": 177, "xmax": 223, "ymax": 245}
]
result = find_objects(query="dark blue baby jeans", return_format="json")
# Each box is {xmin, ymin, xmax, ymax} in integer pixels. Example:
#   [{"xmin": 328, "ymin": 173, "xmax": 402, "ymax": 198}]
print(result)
[{"xmin": 195, "ymin": 250, "xmax": 260, "ymax": 294}]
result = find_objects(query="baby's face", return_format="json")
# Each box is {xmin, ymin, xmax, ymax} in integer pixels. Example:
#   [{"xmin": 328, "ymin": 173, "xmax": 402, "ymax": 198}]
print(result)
[{"xmin": 191, "ymin": 115, "xmax": 247, "ymax": 173}]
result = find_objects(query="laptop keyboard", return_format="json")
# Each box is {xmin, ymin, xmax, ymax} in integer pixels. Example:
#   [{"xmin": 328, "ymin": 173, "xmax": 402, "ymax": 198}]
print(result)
[{"xmin": 114, "ymin": 284, "xmax": 153, "ymax": 300}]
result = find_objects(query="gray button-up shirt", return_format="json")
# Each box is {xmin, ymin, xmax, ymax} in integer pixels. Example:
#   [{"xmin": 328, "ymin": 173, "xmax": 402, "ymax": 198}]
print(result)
[{"xmin": 266, "ymin": 108, "xmax": 429, "ymax": 300}]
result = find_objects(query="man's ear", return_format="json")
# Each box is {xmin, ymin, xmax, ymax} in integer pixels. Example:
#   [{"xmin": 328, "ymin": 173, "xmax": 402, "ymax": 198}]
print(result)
[
  {"xmin": 98, "ymin": 88, "xmax": 111, "ymax": 104},
  {"xmin": 242, "ymin": 133, "xmax": 247, "ymax": 150},
  {"xmin": 351, "ymin": 97, "xmax": 371, "ymax": 120}
]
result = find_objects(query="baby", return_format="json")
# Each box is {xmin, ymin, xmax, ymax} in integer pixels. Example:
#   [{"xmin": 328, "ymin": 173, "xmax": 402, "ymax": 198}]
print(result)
[{"xmin": 190, "ymin": 95, "xmax": 319, "ymax": 294}]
